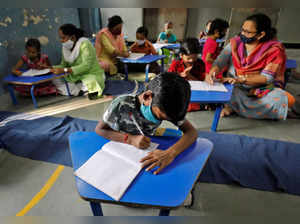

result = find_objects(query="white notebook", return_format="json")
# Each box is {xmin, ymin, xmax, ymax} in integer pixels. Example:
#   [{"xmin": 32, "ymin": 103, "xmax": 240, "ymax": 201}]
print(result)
[
  {"xmin": 22, "ymin": 69, "xmax": 50, "ymax": 77},
  {"xmin": 189, "ymin": 81, "xmax": 228, "ymax": 92},
  {"xmin": 74, "ymin": 141, "xmax": 159, "ymax": 201}
]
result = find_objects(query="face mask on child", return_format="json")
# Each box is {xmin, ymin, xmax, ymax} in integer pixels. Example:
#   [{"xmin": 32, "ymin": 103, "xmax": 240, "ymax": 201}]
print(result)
[
  {"xmin": 140, "ymin": 103, "xmax": 161, "ymax": 124},
  {"xmin": 137, "ymin": 40, "xmax": 145, "ymax": 46},
  {"xmin": 166, "ymin": 29, "xmax": 172, "ymax": 35},
  {"xmin": 62, "ymin": 39, "xmax": 74, "ymax": 50}
]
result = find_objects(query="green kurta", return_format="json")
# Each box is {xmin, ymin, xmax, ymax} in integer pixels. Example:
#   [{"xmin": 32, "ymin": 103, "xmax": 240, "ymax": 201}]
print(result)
[{"xmin": 55, "ymin": 40, "xmax": 105, "ymax": 97}]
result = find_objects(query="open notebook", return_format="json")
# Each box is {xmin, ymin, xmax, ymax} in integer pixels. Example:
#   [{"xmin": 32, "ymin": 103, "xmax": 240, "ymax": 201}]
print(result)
[
  {"xmin": 74, "ymin": 141, "xmax": 159, "ymax": 201},
  {"xmin": 189, "ymin": 81, "xmax": 228, "ymax": 92},
  {"xmin": 118, "ymin": 53, "xmax": 145, "ymax": 60},
  {"xmin": 22, "ymin": 69, "xmax": 51, "ymax": 77}
]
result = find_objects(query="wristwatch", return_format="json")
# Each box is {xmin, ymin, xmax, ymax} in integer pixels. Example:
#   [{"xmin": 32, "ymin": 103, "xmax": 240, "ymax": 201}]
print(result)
[{"xmin": 64, "ymin": 68, "xmax": 68, "ymax": 73}]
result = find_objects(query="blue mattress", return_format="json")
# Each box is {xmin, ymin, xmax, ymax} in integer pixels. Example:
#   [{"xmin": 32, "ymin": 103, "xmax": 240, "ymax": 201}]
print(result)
[{"xmin": 1, "ymin": 111, "xmax": 300, "ymax": 196}]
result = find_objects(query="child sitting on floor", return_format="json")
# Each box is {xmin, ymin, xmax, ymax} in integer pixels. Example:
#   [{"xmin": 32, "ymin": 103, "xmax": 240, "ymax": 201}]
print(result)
[
  {"xmin": 168, "ymin": 38, "xmax": 206, "ymax": 112},
  {"xmin": 95, "ymin": 72, "xmax": 197, "ymax": 175},
  {"xmin": 202, "ymin": 18, "xmax": 229, "ymax": 78},
  {"xmin": 12, "ymin": 38, "xmax": 56, "ymax": 96},
  {"xmin": 128, "ymin": 26, "xmax": 160, "ymax": 74}
]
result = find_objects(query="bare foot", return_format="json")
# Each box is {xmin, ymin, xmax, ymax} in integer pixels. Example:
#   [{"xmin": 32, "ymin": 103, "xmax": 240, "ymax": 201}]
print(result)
[{"xmin": 220, "ymin": 105, "xmax": 233, "ymax": 117}]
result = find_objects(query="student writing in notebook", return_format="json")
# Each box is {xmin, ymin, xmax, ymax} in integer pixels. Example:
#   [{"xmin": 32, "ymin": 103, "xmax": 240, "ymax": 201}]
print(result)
[
  {"xmin": 95, "ymin": 72, "xmax": 198, "ymax": 174},
  {"xmin": 11, "ymin": 38, "xmax": 56, "ymax": 96}
]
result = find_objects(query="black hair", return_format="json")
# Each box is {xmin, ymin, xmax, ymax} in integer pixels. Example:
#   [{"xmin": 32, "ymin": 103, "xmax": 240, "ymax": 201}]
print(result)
[
  {"xmin": 136, "ymin": 26, "xmax": 148, "ymax": 38},
  {"xmin": 207, "ymin": 18, "xmax": 229, "ymax": 36},
  {"xmin": 146, "ymin": 72, "xmax": 191, "ymax": 122},
  {"xmin": 179, "ymin": 37, "xmax": 201, "ymax": 55},
  {"xmin": 59, "ymin": 24, "xmax": 85, "ymax": 40},
  {"xmin": 245, "ymin": 13, "xmax": 277, "ymax": 42},
  {"xmin": 25, "ymin": 38, "xmax": 41, "ymax": 52},
  {"xmin": 108, "ymin": 15, "xmax": 123, "ymax": 30}
]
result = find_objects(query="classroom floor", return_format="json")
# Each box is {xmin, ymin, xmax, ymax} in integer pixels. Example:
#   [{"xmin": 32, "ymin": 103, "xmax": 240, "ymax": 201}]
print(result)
[{"xmin": 1, "ymin": 53, "xmax": 300, "ymax": 216}]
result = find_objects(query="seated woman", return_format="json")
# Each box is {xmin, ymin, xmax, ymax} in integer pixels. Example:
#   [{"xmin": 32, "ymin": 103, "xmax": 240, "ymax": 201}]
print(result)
[
  {"xmin": 128, "ymin": 26, "xmax": 160, "ymax": 74},
  {"xmin": 202, "ymin": 18, "xmax": 229, "ymax": 78},
  {"xmin": 51, "ymin": 24, "xmax": 105, "ymax": 100},
  {"xmin": 205, "ymin": 13, "xmax": 296, "ymax": 119},
  {"xmin": 95, "ymin": 15, "xmax": 129, "ymax": 76},
  {"xmin": 168, "ymin": 38, "xmax": 206, "ymax": 111}
]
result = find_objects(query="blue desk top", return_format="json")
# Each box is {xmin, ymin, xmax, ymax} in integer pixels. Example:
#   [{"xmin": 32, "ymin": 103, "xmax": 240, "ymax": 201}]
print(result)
[
  {"xmin": 69, "ymin": 131, "xmax": 213, "ymax": 208},
  {"xmin": 286, "ymin": 59, "xmax": 297, "ymax": 69},
  {"xmin": 3, "ymin": 73, "xmax": 66, "ymax": 84},
  {"xmin": 190, "ymin": 83, "xmax": 233, "ymax": 104},
  {"xmin": 161, "ymin": 43, "xmax": 181, "ymax": 50},
  {"xmin": 120, "ymin": 54, "xmax": 166, "ymax": 64},
  {"xmin": 199, "ymin": 38, "xmax": 225, "ymax": 43}
]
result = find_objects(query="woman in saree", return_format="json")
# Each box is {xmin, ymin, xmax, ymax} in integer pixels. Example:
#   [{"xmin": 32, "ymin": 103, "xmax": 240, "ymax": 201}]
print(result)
[{"xmin": 206, "ymin": 13, "xmax": 296, "ymax": 120}]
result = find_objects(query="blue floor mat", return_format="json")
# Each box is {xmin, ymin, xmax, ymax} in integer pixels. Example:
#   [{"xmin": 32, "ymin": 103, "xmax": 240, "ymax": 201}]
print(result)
[
  {"xmin": 103, "ymin": 80, "xmax": 145, "ymax": 96},
  {"xmin": 1, "ymin": 111, "xmax": 300, "ymax": 196}
]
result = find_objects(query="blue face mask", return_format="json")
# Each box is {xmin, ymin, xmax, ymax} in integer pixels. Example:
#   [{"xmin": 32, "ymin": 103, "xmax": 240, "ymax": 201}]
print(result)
[{"xmin": 140, "ymin": 103, "xmax": 161, "ymax": 124}]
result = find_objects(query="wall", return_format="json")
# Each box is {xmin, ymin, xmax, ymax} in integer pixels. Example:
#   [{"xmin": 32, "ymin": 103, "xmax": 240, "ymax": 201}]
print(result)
[
  {"xmin": 186, "ymin": 8, "xmax": 232, "ymax": 38},
  {"xmin": 277, "ymin": 8, "xmax": 300, "ymax": 43},
  {"xmin": 0, "ymin": 8, "xmax": 80, "ymax": 93},
  {"xmin": 100, "ymin": 8, "xmax": 143, "ymax": 41},
  {"xmin": 144, "ymin": 8, "xmax": 188, "ymax": 42}
]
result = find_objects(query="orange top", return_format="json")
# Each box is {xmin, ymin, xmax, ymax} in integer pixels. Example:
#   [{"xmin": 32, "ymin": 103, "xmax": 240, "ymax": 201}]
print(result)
[{"xmin": 130, "ymin": 40, "xmax": 157, "ymax": 55}]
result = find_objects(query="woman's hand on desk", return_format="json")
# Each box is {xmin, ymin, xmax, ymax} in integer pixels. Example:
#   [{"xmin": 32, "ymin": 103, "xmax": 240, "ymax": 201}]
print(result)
[
  {"xmin": 140, "ymin": 149, "xmax": 175, "ymax": 175},
  {"xmin": 51, "ymin": 68, "xmax": 72, "ymax": 75},
  {"xmin": 222, "ymin": 77, "xmax": 237, "ymax": 84}
]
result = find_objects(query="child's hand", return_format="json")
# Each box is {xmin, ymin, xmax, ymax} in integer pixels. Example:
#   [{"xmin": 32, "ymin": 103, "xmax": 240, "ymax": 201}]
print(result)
[
  {"xmin": 14, "ymin": 70, "xmax": 23, "ymax": 76},
  {"xmin": 128, "ymin": 135, "xmax": 151, "ymax": 149},
  {"xmin": 37, "ymin": 63, "xmax": 51, "ymax": 70},
  {"xmin": 140, "ymin": 149, "xmax": 176, "ymax": 175}
]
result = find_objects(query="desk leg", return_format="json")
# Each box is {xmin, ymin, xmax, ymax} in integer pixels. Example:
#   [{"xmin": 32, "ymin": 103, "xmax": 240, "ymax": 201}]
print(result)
[
  {"xmin": 63, "ymin": 79, "xmax": 71, "ymax": 97},
  {"xmin": 160, "ymin": 58, "xmax": 164, "ymax": 73},
  {"xmin": 159, "ymin": 209, "xmax": 170, "ymax": 216},
  {"xmin": 90, "ymin": 202, "xmax": 103, "ymax": 216},
  {"xmin": 145, "ymin": 64, "xmax": 150, "ymax": 82},
  {"xmin": 30, "ymin": 85, "xmax": 38, "ymax": 108},
  {"xmin": 211, "ymin": 104, "xmax": 223, "ymax": 132},
  {"xmin": 7, "ymin": 84, "xmax": 18, "ymax": 105},
  {"xmin": 124, "ymin": 63, "xmax": 128, "ymax": 81}
]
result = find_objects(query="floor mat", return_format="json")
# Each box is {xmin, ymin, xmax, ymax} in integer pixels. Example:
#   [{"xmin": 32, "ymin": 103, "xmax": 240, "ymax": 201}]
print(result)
[{"xmin": 1, "ymin": 112, "xmax": 300, "ymax": 196}]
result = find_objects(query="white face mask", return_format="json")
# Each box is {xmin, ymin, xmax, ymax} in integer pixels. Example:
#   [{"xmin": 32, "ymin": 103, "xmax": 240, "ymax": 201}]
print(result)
[
  {"xmin": 62, "ymin": 39, "xmax": 74, "ymax": 50},
  {"xmin": 137, "ymin": 40, "xmax": 145, "ymax": 46}
]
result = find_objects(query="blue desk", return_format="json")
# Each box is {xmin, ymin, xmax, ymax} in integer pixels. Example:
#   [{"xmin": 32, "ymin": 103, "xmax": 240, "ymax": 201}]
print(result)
[
  {"xmin": 286, "ymin": 59, "xmax": 297, "ymax": 69},
  {"xmin": 69, "ymin": 131, "xmax": 213, "ymax": 216},
  {"xmin": 199, "ymin": 38, "xmax": 225, "ymax": 44},
  {"xmin": 120, "ymin": 55, "xmax": 166, "ymax": 82},
  {"xmin": 190, "ymin": 83, "xmax": 234, "ymax": 132},
  {"xmin": 3, "ymin": 73, "xmax": 70, "ymax": 108}
]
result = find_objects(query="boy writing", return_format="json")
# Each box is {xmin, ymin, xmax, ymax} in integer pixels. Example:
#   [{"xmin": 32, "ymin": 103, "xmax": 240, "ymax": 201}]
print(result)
[{"xmin": 95, "ymin": 72, "xmax": 198, "ymax": 175}]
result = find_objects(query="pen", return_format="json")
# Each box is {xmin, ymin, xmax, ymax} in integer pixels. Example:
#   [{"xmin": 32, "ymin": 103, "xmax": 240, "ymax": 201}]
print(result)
[{"xmin": 129, "ymin": 112, "xmax": 145, "ymax": 136}]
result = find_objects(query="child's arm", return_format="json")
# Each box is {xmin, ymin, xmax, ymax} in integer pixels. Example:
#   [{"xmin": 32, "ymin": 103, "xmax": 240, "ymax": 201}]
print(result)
[
  {"xmin": 140, "ymin": 120, "xmax": 198, "ymax": 175},
  {"xmin": 95, "ymin": 120, "xmax": 151, "ymax": 149},
  {"xmin": 12, "ymin": 59, "xmax": 24, "ymax": 76}
]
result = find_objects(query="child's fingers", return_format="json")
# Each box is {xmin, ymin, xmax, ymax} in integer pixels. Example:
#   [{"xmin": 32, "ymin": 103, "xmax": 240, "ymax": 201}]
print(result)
[
  {"xmin": 145, "ymin": 161, "xmax": 160, "ymax": 172},
  {"xmin": 141, "ymin": 158, "xmax": 157, "ymax": 168}
]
